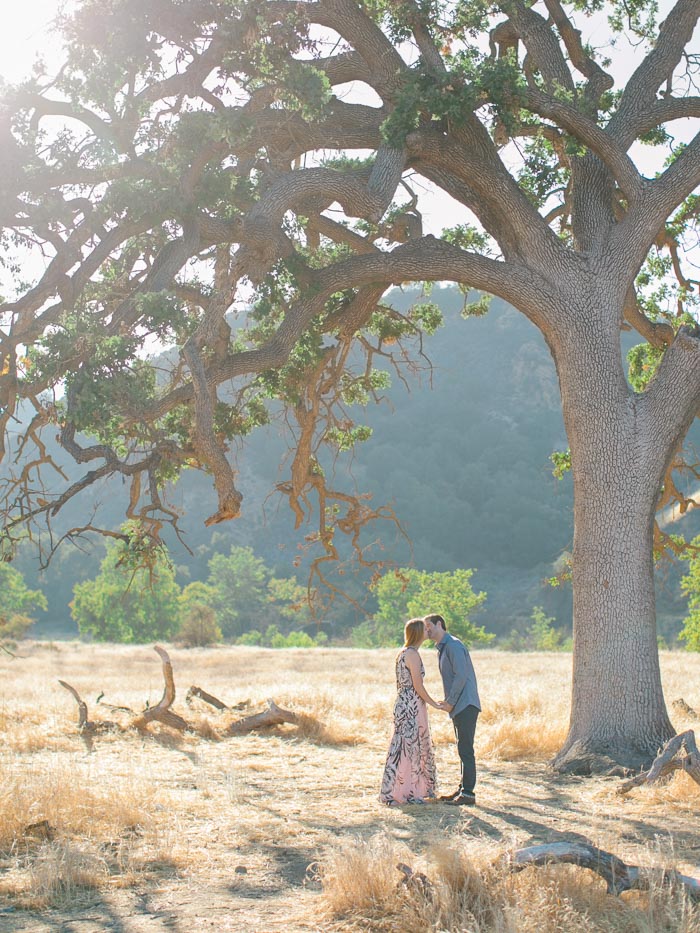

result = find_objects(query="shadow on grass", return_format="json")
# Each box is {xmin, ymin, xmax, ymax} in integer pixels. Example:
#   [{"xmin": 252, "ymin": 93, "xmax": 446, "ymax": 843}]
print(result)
[{"xmin": 0, "ymin": 855, "xmax": 187, "ymax": 933}]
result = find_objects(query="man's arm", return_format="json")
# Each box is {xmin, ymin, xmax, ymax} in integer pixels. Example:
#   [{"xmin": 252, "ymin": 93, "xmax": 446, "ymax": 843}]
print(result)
[{"xmin": 442, "ymin": 640, "xmax": 469, "ymax": 709}]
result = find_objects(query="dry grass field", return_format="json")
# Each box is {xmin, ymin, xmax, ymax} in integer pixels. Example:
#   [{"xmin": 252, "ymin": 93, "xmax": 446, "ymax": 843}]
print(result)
[{"xmin": 1, "ymin": 642, "xmax": 699, "ymax": 932}]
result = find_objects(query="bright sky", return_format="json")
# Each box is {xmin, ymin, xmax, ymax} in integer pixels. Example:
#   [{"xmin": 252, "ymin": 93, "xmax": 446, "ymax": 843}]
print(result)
[{"xmin": 0, "ymin": 1, "xmax": 65, "ymax": 84}]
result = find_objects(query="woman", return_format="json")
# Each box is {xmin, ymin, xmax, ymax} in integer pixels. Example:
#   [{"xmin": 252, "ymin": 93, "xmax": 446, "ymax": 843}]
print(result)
[{"xmin": 380, "ymin": 618, "xmax": 440, "ymax": 805}]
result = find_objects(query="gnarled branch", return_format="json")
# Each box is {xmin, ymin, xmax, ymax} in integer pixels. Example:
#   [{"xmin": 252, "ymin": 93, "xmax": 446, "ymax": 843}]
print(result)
[
  {"xmin": 505, "ymin": 842, "xmax": 700, "ymax": 900},
  {"xmin": 617, "ymin": 730, "xmax": 700, "ymax": 795}
]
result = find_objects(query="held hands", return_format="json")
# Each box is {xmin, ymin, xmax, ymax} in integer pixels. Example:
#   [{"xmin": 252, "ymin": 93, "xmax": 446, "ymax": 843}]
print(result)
[{"xmin": 426, "ymin": 699, "xmax": 454, "ymax": 712}]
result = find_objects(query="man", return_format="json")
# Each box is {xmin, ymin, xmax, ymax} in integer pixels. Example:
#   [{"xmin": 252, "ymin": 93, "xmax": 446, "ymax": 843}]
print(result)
[{"xmin": 423, "ymin": 613, "xmax": 480, "ymax": 806}]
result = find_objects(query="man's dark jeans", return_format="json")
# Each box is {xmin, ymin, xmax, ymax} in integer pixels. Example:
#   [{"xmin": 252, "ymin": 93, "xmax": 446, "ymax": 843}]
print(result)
[{"xmin": 452, "ymin": 704, "xmax": 479, "ymax": 795}]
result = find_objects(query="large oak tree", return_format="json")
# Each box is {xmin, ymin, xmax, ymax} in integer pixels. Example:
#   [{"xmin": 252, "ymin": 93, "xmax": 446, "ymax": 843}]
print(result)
[{"xmin": 1, "ymin": 0, "xmax": 699, "ymax": 771}]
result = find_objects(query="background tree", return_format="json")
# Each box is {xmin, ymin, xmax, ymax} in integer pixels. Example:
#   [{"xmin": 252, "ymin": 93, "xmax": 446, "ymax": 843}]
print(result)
[
  {"xmin": 202, "ymin": 545, "xmax": 313, "ymax": 638},
  {"xmin": 363, "ymin": 569, "xmax": 424, "ymax": 646},
  {"xmin": 176, "ymin": 603, "xmax": 223, "ymax": 647},
  {"xmin": 527, "ymin": 606, "xmax": 570, "ymax": 652},
  {"xmin": 178, "ymin": 580, "xmax": 218, "ymax": 619},
  {"xmin": 1, "ymin": 0, "xmax": 700, "ymax": 769},
  {"xmin": 680, "ymin": 539, "xmax": 700, "ymax": 651},
  {"xmin": 71, "ymin": 534, "xmax": 182, "ymax": 642},
  {"xmin": 359, "ymin": 567, "xmax": 488, "ymax": 645},
  {"xmin": 407, "ymin": 568, "xmax": 490, "ymax": 645},
  {"xmin": 0, "ymin": 563, "xmax": 47, "ymax": 648},
  {"xmin": 204, "ymin": 545, "xmax": 272, "ymax": 638}
]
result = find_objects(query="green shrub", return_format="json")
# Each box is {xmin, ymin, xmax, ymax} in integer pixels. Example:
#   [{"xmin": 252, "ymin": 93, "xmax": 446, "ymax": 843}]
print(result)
[
  {"xmin": 71, "ymin": 532, "xmax": 181, "ymax": 642},
  {"xmin": 237, "ymin": 625, "xmax": 327, "ymax": 647},
  {"xmin": 238, "ymin": 629, "xmax": 264, "ymax": 645},
  {"xmin": 529, "ymin": 606, "xmax": 569, "ymax": 650}
]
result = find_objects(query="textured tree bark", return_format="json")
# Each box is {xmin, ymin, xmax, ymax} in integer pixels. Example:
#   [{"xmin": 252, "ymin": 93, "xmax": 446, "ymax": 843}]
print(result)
[
  {"xmin": 553, "ymin": 484, "xmax": 674, "ymax": 772},
  {"xmin": 547, "ymin": 298, "xmax": 678, "ymax": 773}
]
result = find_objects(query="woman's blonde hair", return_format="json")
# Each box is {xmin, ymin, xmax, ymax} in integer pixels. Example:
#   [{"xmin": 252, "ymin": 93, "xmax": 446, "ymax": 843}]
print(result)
[{"xmin": 404, "ymin": 618, "xmax": 425, "ymax": 648}]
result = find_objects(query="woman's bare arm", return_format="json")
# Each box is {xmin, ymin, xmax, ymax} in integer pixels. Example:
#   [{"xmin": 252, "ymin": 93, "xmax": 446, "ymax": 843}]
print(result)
[{"xmin": 404, "ymin": 649, "xmax": 439, "ymax": 708}]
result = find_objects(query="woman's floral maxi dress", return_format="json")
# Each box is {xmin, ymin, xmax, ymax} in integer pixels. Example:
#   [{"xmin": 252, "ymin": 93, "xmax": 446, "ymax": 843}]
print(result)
[{"xmin": 379, "ymin": 648, "xmax": 438, "ymax": 804}]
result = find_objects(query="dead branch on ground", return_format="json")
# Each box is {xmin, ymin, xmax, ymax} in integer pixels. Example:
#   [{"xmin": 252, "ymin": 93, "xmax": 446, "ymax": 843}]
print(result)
[
  {"xmin": 397, "ymin": 842, "xmax": 700, "ymax": 905},
  {"xmin": 617, "ymin": 730, "xmax": 700, "ymax": 795},
  {"xmin": 396, "ymin": 862, "xmax": 436, "ymax": 901},
  {"xmin": 185, "ymin": 685, "xmax": 250, "ymax": 711},
  {"xmin": 505, "ymin": 842, "xmax": 700, "ymax": 901},
  {"xmin": 132, "ymin": 645, "xmax": 188, "ymax": 732},
  {"xmin": 186, "ymin": 685, "xmax": 228, "ymax": 710},
  {"xmin": 226, "ymin": 699, "xmax": 299, "ymax": 735},
  {"xmin": 58, "ymin": 680, "xmax": 117, "ymax": 734},
  {"xmin": 59, "ymin": 647, "xmax": 312, "ymax": 741}
]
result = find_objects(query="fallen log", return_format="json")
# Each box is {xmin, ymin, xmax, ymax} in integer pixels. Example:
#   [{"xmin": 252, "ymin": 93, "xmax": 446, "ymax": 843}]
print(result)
[
  {"xmin": 505, "ymin": 842, "xmax": 700, "ymax": 901},
  {"xmin": 617, "ymin": 730, "xmax": 700, "ymax": 795},
  {"xmin": 396, "ymin": 844, "xmax": 700, "ymax": 903},
  {"xmin": 226, "ymin": 699, "xmax": 299, "ymax": 736},
  {"xmin": 58, "ymin": 680, "xmax": 116, "ymax": 734},
  {"xmin": 59, "ymin": 650, "xmax": 307, "ymax": 741},
  {"xmin": 133, "ymin": 646, "xmax": 188, "ymax": 732}
]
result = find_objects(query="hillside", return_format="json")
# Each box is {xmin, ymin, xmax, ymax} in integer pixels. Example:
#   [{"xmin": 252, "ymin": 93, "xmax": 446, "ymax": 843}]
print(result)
[{"xmin": 14, "ymin": 286, "xmax": 699, "ymax": 640}]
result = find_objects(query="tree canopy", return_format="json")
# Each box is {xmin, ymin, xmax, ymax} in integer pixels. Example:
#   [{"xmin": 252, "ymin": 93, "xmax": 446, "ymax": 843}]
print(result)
[
  {"xmin": 1, "ymin": 0, "xmax": 700, "ymax": 768},
  {"xmin": 1, "ymin": 0, "xmax": 695, "ymax": 568},
  {"xmin": 70, "ymin": 529, "xmax": 182, "ymax": 641}
]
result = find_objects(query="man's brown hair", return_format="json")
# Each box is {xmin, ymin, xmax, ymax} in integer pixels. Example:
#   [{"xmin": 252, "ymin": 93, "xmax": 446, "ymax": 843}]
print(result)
[{"xmin": 424, "ymin": 613, "xmax": 446, "ymax": 631}]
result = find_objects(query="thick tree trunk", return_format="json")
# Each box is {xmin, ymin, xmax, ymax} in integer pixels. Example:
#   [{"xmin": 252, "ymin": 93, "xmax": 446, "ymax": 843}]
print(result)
[
  {"xmin": 553, "ymin": 474, "xmax": 674, "ymax": 772},
  {"xmin": 548, "ymin": 305, "xmax": 677, "ymax": 773}
]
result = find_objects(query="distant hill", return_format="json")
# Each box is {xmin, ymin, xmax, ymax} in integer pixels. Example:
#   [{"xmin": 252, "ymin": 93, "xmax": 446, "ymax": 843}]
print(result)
[{"xmin": 14, "ymin": 286, "xmax": 699, "ymax": 640}]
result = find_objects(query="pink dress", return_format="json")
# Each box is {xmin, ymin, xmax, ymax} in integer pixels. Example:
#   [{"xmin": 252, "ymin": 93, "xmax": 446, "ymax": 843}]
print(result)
[{"xmin": 380, "ymin": 648, "xmax": 438, "ymax": 805}]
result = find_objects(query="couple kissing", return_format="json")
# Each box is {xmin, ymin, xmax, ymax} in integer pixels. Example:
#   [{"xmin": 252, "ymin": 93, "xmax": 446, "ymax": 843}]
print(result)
[{"xmin": 379, "ymin": 613, "xmax": 480, "ymax": 807}]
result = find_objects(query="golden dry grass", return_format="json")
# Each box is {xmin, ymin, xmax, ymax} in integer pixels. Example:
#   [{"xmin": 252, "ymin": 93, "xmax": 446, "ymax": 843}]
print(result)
[{"xmin": 0, "ymin": 642, "xmax": 698, "ymax": 931}]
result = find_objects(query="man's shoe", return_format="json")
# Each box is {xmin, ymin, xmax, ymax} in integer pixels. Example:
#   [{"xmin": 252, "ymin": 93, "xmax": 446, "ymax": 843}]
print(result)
[
  {"xmin": 438, "ymin": 789, "xmax": 462, "ymax": 802},
  {"xmin": 445, "ymin": 792, "xmax": 476, "ymax": 806}
]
